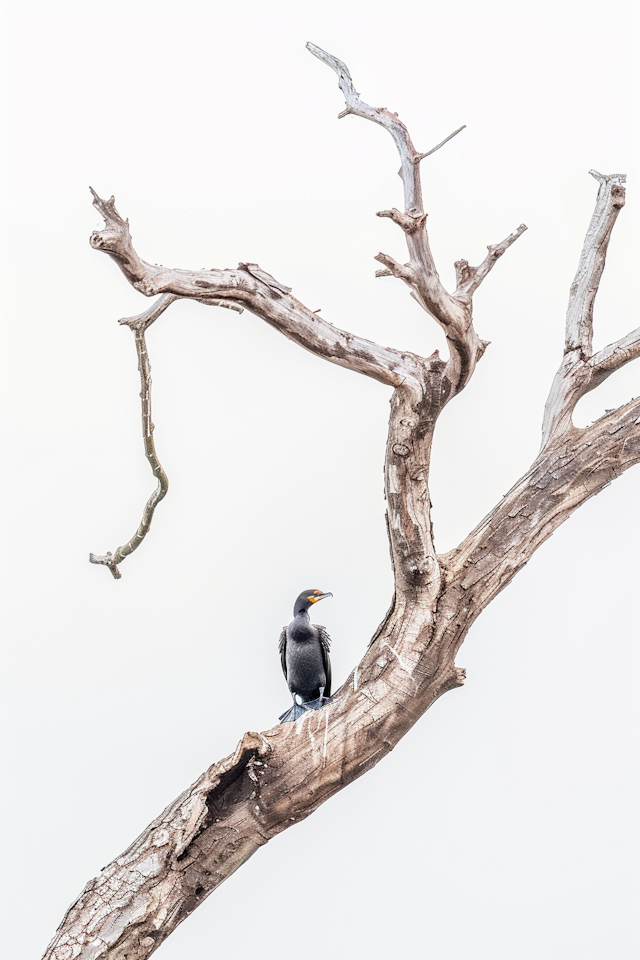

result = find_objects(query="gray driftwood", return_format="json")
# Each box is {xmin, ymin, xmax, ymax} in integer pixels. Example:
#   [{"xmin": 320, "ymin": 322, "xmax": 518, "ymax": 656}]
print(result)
[{"xmin": 44, "ymin": 44, "xmax": 639, "ymax": 960}]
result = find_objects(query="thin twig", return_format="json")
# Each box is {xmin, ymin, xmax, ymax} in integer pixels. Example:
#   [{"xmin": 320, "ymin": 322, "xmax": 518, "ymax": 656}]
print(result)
[
  {"xmin": 454, "ymin": 224, "xmax": 528, "ymax": 301},
  {"xmin": 118, "ymin": 293, "xmax": 244, "ymax": 332},
  {"xmin": 118, "ymin": 293, "xmax": 181, "ymax": 331},
  {"xmin": 416, "ymin": 125, "xmax": 466, "ymax": 161},
  {"xmin": 89, "ymin": 329, "xmax": 168, "ymax": 578}
]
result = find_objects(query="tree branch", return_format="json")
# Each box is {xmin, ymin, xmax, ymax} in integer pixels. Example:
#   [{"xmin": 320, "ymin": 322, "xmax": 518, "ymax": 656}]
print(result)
[
  {"xmin": 89, "ymin": 190, "xmax": 421, "ymax": 389},
  {"xmin": 305, "ymin": 43, "xmax": 426, "ymax": 217},
  {"xmin": 117, "ymin": 293, "xmax": 244, "ymax": 333},
  {"xmin": 540, "ymin": 171, "xmax": 629, "ymax": 448},
  {"xmin": 439, "ymin": 397, "xmax": 640, "ymax": 658},
  {"xmin": 592, "ymin": 325, "xmax": 640, "ymax": 375},
  {"xmin": 454, "ymin": 223, "xmax": 528, "ymax": 301},
  {"xmin": 565, "ymin": 170, "xmax": 626, "ymax": 357},
  {"xmin": 416, "ymin": 125, "xmax": 466, "ymax": 161},
  {"xmin": 89, "ymin": 327, "xmax": 168, "ymax": 579},
  {"xmin": 90, "ymin": 294, "xmax": 245, "ymax": 578},
  {"xmin": 307, "ymin": 43, "xmax": 525, "ymax": 397}
]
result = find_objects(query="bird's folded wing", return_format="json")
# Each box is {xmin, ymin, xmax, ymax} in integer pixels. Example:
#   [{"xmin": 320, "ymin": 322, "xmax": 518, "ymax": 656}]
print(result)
[
  {"xmin": 278, "ymin": 626, "xmax": 288, "ymax": 680},
  {"xmin": 317, "ymin": 624, "xmax": 332, "ymax": 698}
]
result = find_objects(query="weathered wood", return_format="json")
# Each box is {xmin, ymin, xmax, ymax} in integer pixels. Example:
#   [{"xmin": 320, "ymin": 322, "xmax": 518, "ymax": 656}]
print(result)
[
  {"xmin": 305, "ymin": 43, "xmax": 523, "ymax": 395},
  {"xmin": 541, "ymin": 171, "xmax": 631, "ymax": 448},
  {"xmin": 45, "ymin": 45, "xmax": 639, "ymax": 960}
]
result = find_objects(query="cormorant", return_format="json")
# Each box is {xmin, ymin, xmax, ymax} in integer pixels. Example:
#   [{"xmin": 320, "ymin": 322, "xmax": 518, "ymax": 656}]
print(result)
[{"xmin": 278, "ymin": 589, "xmax": 333, "ymax": 723}]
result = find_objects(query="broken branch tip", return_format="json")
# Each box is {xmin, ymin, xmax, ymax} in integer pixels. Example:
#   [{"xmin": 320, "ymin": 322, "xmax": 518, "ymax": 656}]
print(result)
[
  {"xmin": 589, "ymin": 169, "xmax": 627, "ymax": 184},
  {"xmin": 89, "ymin": 553, "xmax": 122, "ymax": 579}
]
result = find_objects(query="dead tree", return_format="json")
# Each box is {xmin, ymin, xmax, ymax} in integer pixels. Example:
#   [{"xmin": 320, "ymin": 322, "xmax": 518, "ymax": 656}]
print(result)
[{"xmin": 44, "ymin": 44, "xmax": 639, "ymax": 960}]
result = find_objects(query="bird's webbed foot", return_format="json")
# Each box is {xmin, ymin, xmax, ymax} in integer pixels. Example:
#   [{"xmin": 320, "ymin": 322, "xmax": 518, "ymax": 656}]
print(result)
[
  {"xmin": 300, "ymin": 695, "xmax": 333, "ymax": 712},
  {"xmin": 278, "ymin": 703, "xmax": 310, "ymax": 723}
]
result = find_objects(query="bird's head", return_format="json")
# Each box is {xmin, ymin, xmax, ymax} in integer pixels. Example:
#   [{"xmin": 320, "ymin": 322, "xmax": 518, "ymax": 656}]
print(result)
[{"xmin": 294, "ymin": 589, "xmax": 333, "ymax": 616}]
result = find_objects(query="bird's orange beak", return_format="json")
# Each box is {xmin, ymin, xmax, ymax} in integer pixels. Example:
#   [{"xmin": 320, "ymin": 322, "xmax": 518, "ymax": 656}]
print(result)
[{"xmin": 308, "ymin": 592, "xmax": 333, "ymax": 603}]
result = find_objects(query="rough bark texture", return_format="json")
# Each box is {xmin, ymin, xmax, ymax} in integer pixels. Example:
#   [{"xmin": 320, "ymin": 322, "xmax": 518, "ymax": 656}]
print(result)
[{"xmin": 44, "ymin": 45, "xmax": 639, "ymax": 960}]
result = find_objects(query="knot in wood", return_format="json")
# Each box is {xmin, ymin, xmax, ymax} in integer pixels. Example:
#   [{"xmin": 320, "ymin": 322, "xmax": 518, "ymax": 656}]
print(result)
[
  {"xmin": 399, "ymin": 418, "xmax": 415, "ymax": 428},
  {"xmin": 611, "ymin": 184, "xmax": 626, "ymax": 207},
  {"xmin": 392, "ymin": 442, "xmax": 411, "ymax": 458},
  {"xmin": 404, "ymin": 552, "xmax": 439, "ymax": 584},
  {"xmin": 454, "ymin": 259, "xmax": 471, "ymax": 282}
]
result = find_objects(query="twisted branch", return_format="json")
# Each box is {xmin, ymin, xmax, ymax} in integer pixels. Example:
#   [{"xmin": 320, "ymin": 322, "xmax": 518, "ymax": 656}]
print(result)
[
  {"xmin": 89, "ymin": 324, "xmax": 169, "ymax": 579},
  {"xmin": 90, "ymin": 291, "xmax": 245, "ymax": 578}
]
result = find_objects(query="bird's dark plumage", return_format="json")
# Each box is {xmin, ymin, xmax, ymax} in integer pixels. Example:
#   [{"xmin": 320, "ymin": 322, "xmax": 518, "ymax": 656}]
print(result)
[{"xmin": 278, "ymin": 589, "xmax": 333, "ymax": 722}]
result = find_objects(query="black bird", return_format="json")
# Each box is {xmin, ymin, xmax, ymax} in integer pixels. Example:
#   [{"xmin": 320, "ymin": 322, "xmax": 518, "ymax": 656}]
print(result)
[{"xmin": 278, "ymin": 589, "xmax": 333, "ymax": 723}]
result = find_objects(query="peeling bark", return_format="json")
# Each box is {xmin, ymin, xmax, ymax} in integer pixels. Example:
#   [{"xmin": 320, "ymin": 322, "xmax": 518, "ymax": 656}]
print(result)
[{"xmin": 47, "ymin": 44, "xmax": 639, "ymax": 960}]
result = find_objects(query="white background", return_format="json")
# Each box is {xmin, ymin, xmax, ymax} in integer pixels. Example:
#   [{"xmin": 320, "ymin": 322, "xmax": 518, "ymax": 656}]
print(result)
[{"xmin": 1, "ymin": 1, "xmax": 638, "ymax": 958}]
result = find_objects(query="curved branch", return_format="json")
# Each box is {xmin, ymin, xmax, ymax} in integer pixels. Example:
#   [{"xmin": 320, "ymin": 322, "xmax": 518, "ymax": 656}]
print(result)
[
  {"xmin": 117, "ymin": 293, "xmax": 245, "ymax": 332},
  {"xmin": 306, "ymin": 42, "xmax": 425, "ymax": 216},
  {"xmin": 89, "ymin": 189, "xmax": 422, "ymax": 389},
  {"xmin": 90, "ymin": 294, "xmax": 246, "ymax": 578},
  {"xmin": 89, "ymin": 328, "xmax": 168, "ymax": 578},
  {"xmin": 118, "ymin": 293, "xmax": 182, "ymax": 331}
]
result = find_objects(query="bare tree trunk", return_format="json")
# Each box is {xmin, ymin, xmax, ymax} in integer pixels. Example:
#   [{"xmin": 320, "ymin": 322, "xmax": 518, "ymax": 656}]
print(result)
[{"xmin": 44, "ymin": 45, "xmax": 640, "ymax": 960}]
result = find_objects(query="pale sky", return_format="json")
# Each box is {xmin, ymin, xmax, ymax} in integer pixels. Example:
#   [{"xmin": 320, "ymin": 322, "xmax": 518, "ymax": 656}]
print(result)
[{"xmin": 1, "ymin": 1, "xmax": 638, "ymax": 958}]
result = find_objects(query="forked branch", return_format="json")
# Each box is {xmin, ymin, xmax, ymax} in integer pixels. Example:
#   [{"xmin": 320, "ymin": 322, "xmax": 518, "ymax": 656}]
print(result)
[
  {"xmin": 541, "ymin": 170, "xmax": 632, "ymax": 448},
  {"xmin": 307, "ymin": 42, "xmax": 526, "ymax": 396}
]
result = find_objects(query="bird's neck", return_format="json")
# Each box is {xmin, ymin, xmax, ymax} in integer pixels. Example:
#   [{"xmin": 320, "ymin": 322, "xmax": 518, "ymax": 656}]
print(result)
[{"xmin": 293, "ymin": 607, "xmax": 311, "ymax": 621}]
